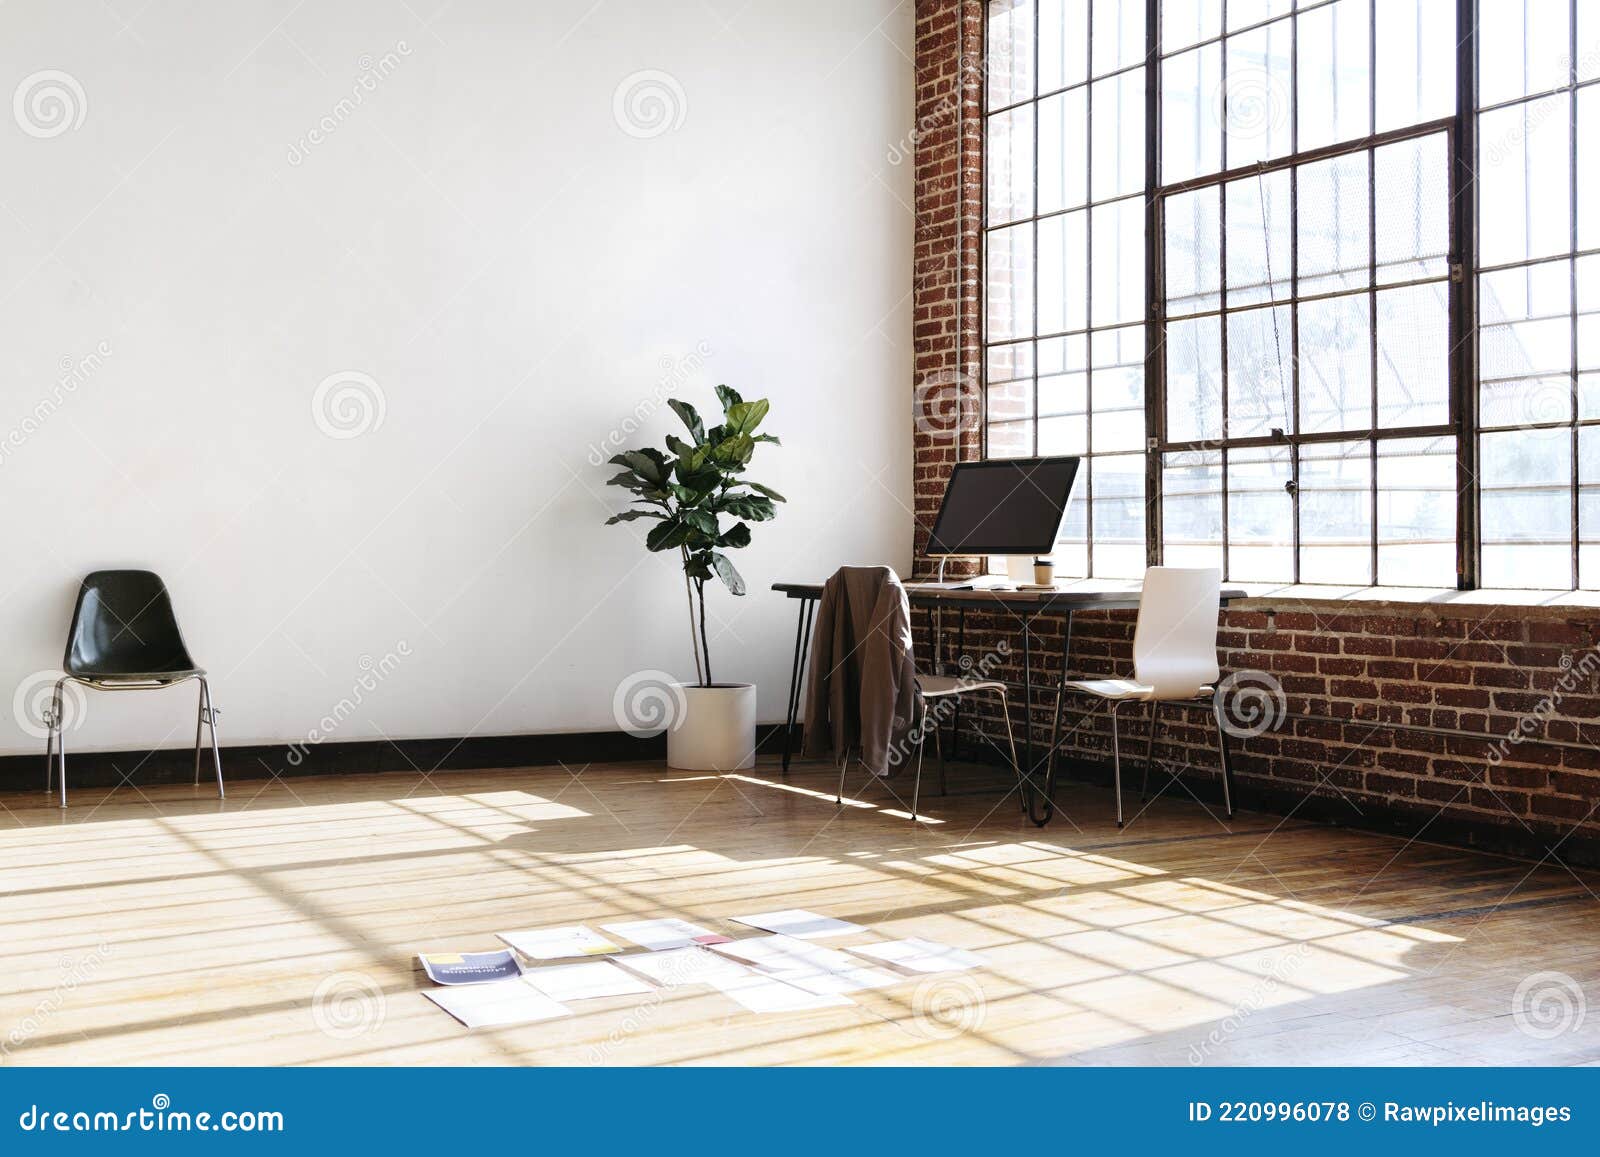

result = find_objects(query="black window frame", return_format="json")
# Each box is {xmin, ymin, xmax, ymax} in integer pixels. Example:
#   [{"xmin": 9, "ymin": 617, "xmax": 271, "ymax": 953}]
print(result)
[{"xmin": 974, "ymin": 0, "xmax": 1596, "ymax": 591}]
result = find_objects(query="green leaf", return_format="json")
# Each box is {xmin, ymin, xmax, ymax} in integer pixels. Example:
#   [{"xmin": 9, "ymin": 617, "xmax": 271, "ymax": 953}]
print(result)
[
  {"xmin": 718, "ymin": 521, "xmax": 752, "ymax": 549},
  {"xmin": 605, "ymin": 470, "xmax": 648, "ymax": 489},
  {"xmin": 645, "ymin": 518, "xmax": 694, "ymax": 552},
  {"xmin": 674, "ymin": 461, "xmax": 723, "ymax": 497},
  {"xmin": 714, "ymin": 384, "xmax": 744, "ymax": 413},
  {"xmin": 684, "ymin": 555, "xmax": 713, "ymax": 582},
  {"xmin": 717, "ymin": 495, "xmax": 776, "ymax": 521},
  {"xmin": 709, "ymin": 433, "xmax": 755, "ymax": 469},
  {"xmin": 665, "ymin": 434, "xmax": 696, "ymax": 461},
  {"xmin": 667, "ymin": 399, "xmax": 705, "ymax": 444},
  {"xmin": 609, "ymin": 449, "xmax": 670, "ymax": 486},
  {"xmin": 752, "ymin": 434, "xmax": 781, "ymax": 445},
  {"xmin": 725, "ymin": 399, "xmax": 770, "ymax": 436},
  {"xmin": 745, "ymin": 482, "xmax": 786, "ymax": 503},
  {"xmin": 605, "ymin": 509, "xmax": 664, "ymax": 524},
  {"xmin": 710, "ymin": 551, "xmax": 746, "ymax": 595},
  {"xmin": 682, "ymin": 508, "xmax": 720, "ymax": 539}
]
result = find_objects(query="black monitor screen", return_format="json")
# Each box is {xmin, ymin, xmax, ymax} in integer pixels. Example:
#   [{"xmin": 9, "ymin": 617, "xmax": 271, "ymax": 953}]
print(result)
[{"xmin": 926, "ymin": 457, "xmax": 1081, "ymax": 557}]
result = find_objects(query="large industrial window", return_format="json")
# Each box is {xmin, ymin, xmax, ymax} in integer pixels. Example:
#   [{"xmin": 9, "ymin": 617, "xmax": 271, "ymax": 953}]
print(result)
[{"xmin": 980, "ymin": 0, "xmax": 1600, "ymax": 589}]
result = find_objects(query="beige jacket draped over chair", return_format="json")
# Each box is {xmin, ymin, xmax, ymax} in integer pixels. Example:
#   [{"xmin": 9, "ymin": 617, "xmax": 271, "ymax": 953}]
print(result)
[{"xmin": 802, "ymin": 566, "xmax": 919, "ymax": 776}]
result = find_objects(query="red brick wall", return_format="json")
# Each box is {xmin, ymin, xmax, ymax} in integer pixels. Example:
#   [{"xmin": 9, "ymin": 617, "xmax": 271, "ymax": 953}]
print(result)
[
  {"xmin": 909, "ymin": 0, "xmax": 1600, "ymax": 865},
  {"xmin": 912, "ymin": 0, "xmax": 983, "ymax": 569}
]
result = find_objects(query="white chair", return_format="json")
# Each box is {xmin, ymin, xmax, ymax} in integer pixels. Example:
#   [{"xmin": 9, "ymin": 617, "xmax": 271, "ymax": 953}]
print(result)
[
  {"xmin": 835, "ymin": 672, "xmax": 1024, "ymax": 821},
  {"xmin": 1063, "ymin": 567, "xmax": 1235, "ymax": 827}
]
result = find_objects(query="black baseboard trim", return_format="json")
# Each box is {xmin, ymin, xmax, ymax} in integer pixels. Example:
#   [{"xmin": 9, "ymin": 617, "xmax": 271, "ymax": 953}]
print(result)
[
  {"xmin": 0, "ymin": 725, "xmax": 795, "ymax": 793},
  {"xmin": 946, "ymin": 741, "xmax": 1600, "ymax": 870}
]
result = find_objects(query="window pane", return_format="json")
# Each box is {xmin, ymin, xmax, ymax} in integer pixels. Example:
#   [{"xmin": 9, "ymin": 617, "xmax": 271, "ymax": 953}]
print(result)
[
  {"xmin": 1161, "ymin": 43, "xmax": 1223, "ymax": 183},
  {"xmin": 1091, "ymin": 69, "xmax": 1146, "ymax": 201},
  {"xmin": 1162, "ymin": 450, "xmax": 1224, "ymax": 568},
  {"xmin": 1582, "ymin": 1, "xmax": 1600, "ymax": 83},
  {"xmin": 1091, "ymin": 196, "xmax": 1144, "ymax": 326},
  {"xmin": 986, "ymin": 222, "xmax": 1035, "ymax": 341},
  {"xmin": 1480, "ymin": 260, "xmax": 1573, "ymax": 429},
  {"xmin": 1227, "ymin": 0, "xmax": 1291, "ymax": 33},
  {"xmin": 1478, "ymin": 0, "xmax": 1570, "ymax": 108},
  {"xmin": 987, "ymin": 342, "xmax": 1036, "ymax": 427},
  {"xmin": 1223, "ymin": 18, "xmax": 1292, "ymax": 167},
  {"xmin": 1164, "ymin": 187, "xmax": 1222, "ymax": 316},
  {"xmin": 1165, "ymin": 316, "xmax": 1223, "ymax": 442},
  {"xmin": 1481, "ymin": 428, "xmax": 1573, "ymax": 588},
  {"xmin": 1377, "ymin": 436, "xmax": 1457, "ymax": 586},
  {"xmin": 1296, "ymin": 0, "xmax": 1371, "ymax": 152},
  {"xmin": 1299, "ymin": 440, "xmax": 1373, "ymax": 585},
  {"xmin": 1580, "ymin": 86, "xmax": 1598, "ymax": 250},
  {"xmin": 1038, "ymin": 88, "xmax": 1088, "ymax": 214},
  {"xmin": 987, "ymin": 106, "xmax": 1034, "ymax": 226},
  {"xmin": 1224, "ymin": 168, "xmax": 1291, "ymax": 306},
  {"xmin": 1375, "ymin": 0, "xmax": 1455, "ymax": 131},
  {"xmin": 1299, "ymin": 292, "xmax": 1372, "ymax": 433},
  {"xmin": 989, "ymin": 420, "xmax": 1035, "ymax": 458},
  {"xmin": 1092, "ymin": 324, "xmax": 1145, "ymax": 451},
  {"xmin": 1091, "ymin": 0, "xmax": 1145, "ymax": 78},
  {"xmin": 1037, "ymin": 210, "xmax": 1089, "ymax": 335},
  {"xmin": 1581, "ymin": 426, "xmax": 1600, "ymax": 586},
  {"xmin": 1161, "ymin": 0, "xmax": 1221, "ymax": 53},
  {"xmin": 1039, "ymin": 0, "xmax": 1089, "ymax": 93},
  {"xmin": 1038, "ymin": 334, "xmax": 1088, "ymax": 453},
  {"xmin": 1479, "ymin": 95, "xmax": 1572, "ymax": 268},
  {"xmin": 1227, "ymin": 303, "xmax": 1294, "ymax": 438},
  {"xmin": 1580, "ymin": 254, "xmax": 1600, "ymax": 391},
  {"xmin": 1228, "ymin": 446, "xmax": 1293, "ymax": 582},
  {"xmin": 1375, "ymin": 281, "xmax": 1449, "ymax": 428},
  {"xmin": 1091, "ymin": 453, "xmax": 1146, "ymax": 576},
  {"xmin": 1374, "ymin": 133, "xmax": 1448, "ymax": 285},
  {"xmin": 1053, "ymin": 480, "xmax": 1089, "ymax": 575},
  {"xmin": 988, "ymin": 0, "xmax": 1037, "ymax": 108},
  {"xmin": 1297, "ymin": 151, "xmax": 1369, "ymax": 295}
]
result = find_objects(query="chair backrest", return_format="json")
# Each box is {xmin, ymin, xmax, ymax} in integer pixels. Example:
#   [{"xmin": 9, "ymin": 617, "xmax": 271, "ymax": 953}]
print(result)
[
  {"xmin": 1131, "ymin": 567, "xmax": 1222, "ymax": 699},
  {"xmin": 64, "ymin": 570, "xmax": 198, "ymax": 678}
]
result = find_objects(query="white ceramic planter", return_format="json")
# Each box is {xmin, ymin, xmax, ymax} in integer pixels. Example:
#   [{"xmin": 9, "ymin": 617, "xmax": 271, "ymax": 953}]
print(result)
[{"xmin": 667, "ymin": 683, "xmax": 756, "ymax": 771}]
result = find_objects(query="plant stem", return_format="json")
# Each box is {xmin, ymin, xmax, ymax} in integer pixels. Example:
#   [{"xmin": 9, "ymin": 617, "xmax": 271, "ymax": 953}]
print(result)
[
  {"xmin": 696, "ymin": 578, "xmax": 713, "ymax": 687},
  {"xmin": 680, "ymin": 546, "xmax": 704, "ymax": 686}
]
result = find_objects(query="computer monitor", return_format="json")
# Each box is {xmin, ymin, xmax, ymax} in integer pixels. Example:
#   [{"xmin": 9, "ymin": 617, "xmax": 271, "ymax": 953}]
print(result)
[{"xmin": 926, "ymin": 456, "xmax": 1081, "ymax": 557}]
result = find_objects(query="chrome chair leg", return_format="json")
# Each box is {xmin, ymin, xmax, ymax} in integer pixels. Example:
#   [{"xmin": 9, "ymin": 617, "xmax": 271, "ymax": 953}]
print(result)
[
  {"xmin": 1211, "ymin": 696, "xmax": 1234, "ymax": 819},
  {"xmin": 201, "ymin": 678, "xmax": 224, "ymax": 800},
  {"xmin": 997, "ymin": 690, "xmax": 1024, "ymax": 815},
  {"xmin": 193, "ymin": 681, "xmax": 205, "ymax": 786},
  {"xmin": 1111, "ymin": 700, "xmax": 1124, "ymax": 828},
  {"xmin": 835, "ymin": 747, "xmax": 848, "ymax": 806},
  {"xmin": 1140, "ymin": 700, "xmax": 1160, "ymax": 801},
  {"xmin": 912, "ymin": 701, "xmax": 926, "ymax": 821},
  {"xmin": 43, "ymin": 695, "xmax": 56, "ymax": 795},
  {"xmin": 55, "ymin": 679, "xmax": 69, "ymax": 810},
  {"xmin": 933, "ymin": 715, "xmax": 947, "ymax": 797}
]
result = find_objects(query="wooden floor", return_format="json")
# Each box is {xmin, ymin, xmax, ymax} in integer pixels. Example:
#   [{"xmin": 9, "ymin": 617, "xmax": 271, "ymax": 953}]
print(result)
[{"xmin": 2, "ymin": 756, "xmax": 1599, "ymax": 1066}]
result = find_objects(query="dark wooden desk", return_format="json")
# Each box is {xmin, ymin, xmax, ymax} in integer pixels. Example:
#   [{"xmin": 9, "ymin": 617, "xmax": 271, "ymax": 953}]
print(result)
[{"xmin": 773, "ymin": 579, "xmax": 1248, "ymax": 825}]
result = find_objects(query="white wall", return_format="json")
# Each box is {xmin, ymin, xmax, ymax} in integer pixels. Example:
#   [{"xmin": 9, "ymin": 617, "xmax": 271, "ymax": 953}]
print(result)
[{"xmin": 0, "ymin": 0, "xmax": 913, "ymax": 755}]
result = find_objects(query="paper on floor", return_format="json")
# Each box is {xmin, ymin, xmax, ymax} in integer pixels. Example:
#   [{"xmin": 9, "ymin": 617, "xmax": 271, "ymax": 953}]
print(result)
[
  {"xmin": 496, "ymin": 925, "xmax": 619, "ymax": 960},
  {"xmin": 710, "ymin": 973, "xmax": 854, "ymax": 1013},
  {"xmin": 522, "ymin": 960, "xmax": 655, "ymax": 1002},
  {"xmin": 422, "ymin": 978, "xmax": 570, "ymax": 1028},
  {"xmin": 728, "ymin": 909, "xmax": 864, "ymax": 939},
  {"xmin": 612, "ymin": 945, "xmax": 752, "ymax": 987},
  {"xmin": 712, "ymin": 936, "xmax": 899, "ymax": 994},
  {"xmin": 417, "ymin": 949, "xmax": 523, "ymax": 985},
  {"xmin": 848, "ymin": 938, "xmax": 987, "ymax": 973},
  {"xmin": 601, "ymin": 917, "xmax": 731, "ymax": 950}
]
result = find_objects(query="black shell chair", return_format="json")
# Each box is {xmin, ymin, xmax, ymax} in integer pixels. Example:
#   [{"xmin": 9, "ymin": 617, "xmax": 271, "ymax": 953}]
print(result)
[{"xmin": 45, "ymin": 570, "xmax": 222, "ymax": 807}]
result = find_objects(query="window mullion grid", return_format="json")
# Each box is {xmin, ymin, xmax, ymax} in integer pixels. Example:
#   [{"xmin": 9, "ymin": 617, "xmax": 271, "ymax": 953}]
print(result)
[
  {"xmin": 1219, "ymin": 0, "xmax": 1231, "ymax": 581},
  {"xmin": 1083, "ymin": 0, "xmax": 1096, "ymax": 576},
  {"xmin": 1571, "ymin": 0, "xmax": 1581, "ymax": 589},
  {"xmin": 1290, "ymin": 1, "xmax": 1302, "ymax": 585}
]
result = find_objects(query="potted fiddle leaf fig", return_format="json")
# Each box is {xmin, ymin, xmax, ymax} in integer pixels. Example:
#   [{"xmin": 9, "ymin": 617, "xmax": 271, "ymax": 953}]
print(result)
[{"xmin": 605, "ymin": 384, "xmax": 783, "ymax": 770}]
